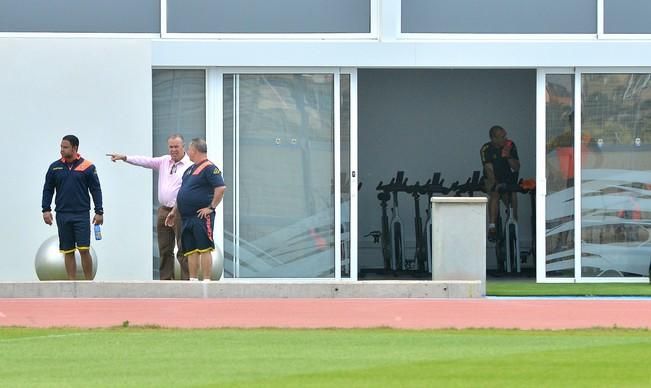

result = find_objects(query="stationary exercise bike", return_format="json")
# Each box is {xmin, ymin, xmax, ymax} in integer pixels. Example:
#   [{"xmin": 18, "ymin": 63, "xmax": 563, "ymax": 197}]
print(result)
[
  {"xmin": 371, "ymin": 172, "xmax": 408, "ymax": 272},
  {"xmin": 494, "ymin": 182, "xmax": 524, "ymax": 273},
  {"xmin": 388, "ymin": 172, "xmax": 408, "ymax": 271},
  {"xmin": 406, "ymin": 180, "xmax": 428, "ymax": 272}
]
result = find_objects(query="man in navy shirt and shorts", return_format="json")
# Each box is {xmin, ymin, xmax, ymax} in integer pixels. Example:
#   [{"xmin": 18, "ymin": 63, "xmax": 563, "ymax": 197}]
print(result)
[
  {"xmin": 42, "ymin": 135, "xmax": 104, "ymax": 280},
  {"xmin": 166, "ymin": 138, "xmax": 226, "ymax": 281}
]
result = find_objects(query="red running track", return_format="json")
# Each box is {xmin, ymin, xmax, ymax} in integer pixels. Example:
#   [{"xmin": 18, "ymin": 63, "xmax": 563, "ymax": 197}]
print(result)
[{"xmin": 1, "ymin": 298, "xmax": 651, "ymax": 330}]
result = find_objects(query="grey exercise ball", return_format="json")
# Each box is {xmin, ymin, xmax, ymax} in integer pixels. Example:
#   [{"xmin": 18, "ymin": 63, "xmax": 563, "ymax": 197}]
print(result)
[
  {"xmin": 35, "ymin": 236, "xmax": 98, "ymax": 280},
  {"xmin": 174, "ymin": 248, "xmax": 224, "ymax": 280},
  {"xmin": 211, "ymin": 248, "xmax": 224, "ymax": 280}
]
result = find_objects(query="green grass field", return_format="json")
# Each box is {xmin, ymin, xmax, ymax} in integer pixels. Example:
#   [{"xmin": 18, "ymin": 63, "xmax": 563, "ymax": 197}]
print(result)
[
  {"xmin": 1, "ymin": 327, "xmax": 650, "ymax": 387},
  {"xmin": 487, "ymin": 279, "xmax": 651, "ymax": 297}
]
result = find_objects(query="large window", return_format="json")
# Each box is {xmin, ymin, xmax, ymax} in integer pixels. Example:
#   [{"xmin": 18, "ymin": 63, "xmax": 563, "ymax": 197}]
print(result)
[
  {"xmin": 604, "ymin": 0, "xmax": 651, "ymax": 34},
  {"xmin": 402, "ymin": 0, "xmax": 596, "ymax": 34},
  {"xmin": 152, "ymin": 69, "xmax": 206, "ymax": 278},
  {"xmin": 543, "ymin": 71, "xmax": 651, "ymax": 281},
  {"xmin": 167, "ymin": 0, "xmax": 370, "ymax": 34},
  {"xmin": 223, "ymin": 73, "xmax": 337, "ymax": 278},
  {"xmin": 340, "ymin": 74, "xmax": 352, "ymax": 278},
  {"xmin": 545, "ymin": 74, "xmax": 575, "ymax": 278},
  {"xmin": 580, "ymin": 73, "xmax": 651, "ymax": 278},
  {"xmin": 0, "ymin": 0, "xmax": 160, "ymax": 33}
]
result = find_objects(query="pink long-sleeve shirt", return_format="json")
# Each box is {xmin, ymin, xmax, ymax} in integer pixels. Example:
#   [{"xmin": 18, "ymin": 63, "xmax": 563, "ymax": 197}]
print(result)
[{"xmin": 126, "ymin": 153, "xmax": 191, "ymax": 207}]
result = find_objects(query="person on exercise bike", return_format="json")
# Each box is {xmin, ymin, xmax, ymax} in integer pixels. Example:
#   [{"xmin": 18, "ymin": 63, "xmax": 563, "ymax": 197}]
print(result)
[{"xmin": 480, "ymin": 125, "xmax": 521, "ymax": 242}]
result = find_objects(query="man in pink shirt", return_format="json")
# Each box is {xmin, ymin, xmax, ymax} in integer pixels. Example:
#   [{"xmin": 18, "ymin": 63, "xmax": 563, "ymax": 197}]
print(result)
[{"xmin": 107, "ymin": 134, "xmax": 191, "ymax": 280}]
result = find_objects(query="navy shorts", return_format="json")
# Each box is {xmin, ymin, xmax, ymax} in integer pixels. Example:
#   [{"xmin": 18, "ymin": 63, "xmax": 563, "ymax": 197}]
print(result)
[
  {"xmin": 181, "ymin": 213, "xmax": 215, "ymax": 256},
  {"xmin": 55, "ymin": 212, "xmax": 91, "ymax": 253}
]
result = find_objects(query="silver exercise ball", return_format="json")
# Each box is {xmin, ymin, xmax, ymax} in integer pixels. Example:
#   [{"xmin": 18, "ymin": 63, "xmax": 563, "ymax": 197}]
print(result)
[
  {"xmin": 35, "ymin": 236, "xmax": 98, "ymax": 280},
  {"xmin": 211, "ymin": 248, "xmax": 224, "ymax": 280},
  {"xmin": 173, "ymin": 248, "xmax": 224, "ymax": 280}
]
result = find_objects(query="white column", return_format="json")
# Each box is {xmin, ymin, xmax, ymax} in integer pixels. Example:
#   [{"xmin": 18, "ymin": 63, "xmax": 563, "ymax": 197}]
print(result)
[{"xmin": 379, "ymin": 0, "xmax": 401, "ymax": 42}]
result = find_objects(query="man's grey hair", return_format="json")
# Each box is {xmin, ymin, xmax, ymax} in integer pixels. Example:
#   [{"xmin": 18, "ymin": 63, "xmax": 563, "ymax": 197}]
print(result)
[
  {"xmin": 168, "ymin": 133, "xmax": 184, "ymax": 143},
  {"xmin": 190, "ymin": 138, "xmax": 208, "ymax": 153}
]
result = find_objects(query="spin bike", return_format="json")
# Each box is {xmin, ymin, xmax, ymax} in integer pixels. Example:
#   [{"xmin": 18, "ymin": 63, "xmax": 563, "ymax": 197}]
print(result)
[
  {"xmin": 494, "ymin": 182, "xmax": 523, "ymax": 273},
  {"xmin": 372, "ymin": 172, "xmax": 407, "ymax": 273}
]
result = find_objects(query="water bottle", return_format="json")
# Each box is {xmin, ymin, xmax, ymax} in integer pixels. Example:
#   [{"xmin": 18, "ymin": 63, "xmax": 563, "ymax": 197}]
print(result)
[{"xmin": 94, "ymin": 224, "xmax": 102, "ymax": 240}]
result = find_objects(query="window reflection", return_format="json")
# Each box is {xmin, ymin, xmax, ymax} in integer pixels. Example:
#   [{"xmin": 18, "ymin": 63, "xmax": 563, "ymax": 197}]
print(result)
[
  {"xmin": 225, "ymin": 74, "xmax": 336, "ymax": 278},
  {"xmin": 152, "ymin": 69, "xmax": 206, "ymax": 279},
  {"xmin": 581, "ymin": 74, "xmax": 651, "ymax": 277},
  {"xmin": 545, "ymin": 74, "xmax": 575, "ymax": 277}
]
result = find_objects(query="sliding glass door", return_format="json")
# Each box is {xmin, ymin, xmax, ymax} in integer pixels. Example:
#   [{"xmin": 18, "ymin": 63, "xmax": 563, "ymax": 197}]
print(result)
[
  {"xmin": 580, "ymin": 73, "xmax": 651, "ymax": 279},
  {"xmin": 543, "ymin": 72, "xmax": 575, "ymax": 278},
  {"xmin": 222, "ymin": 70, "xmax": 355, "ymax": 278},
  {"xmin": 540, "ymin": 69, "xmax": 651, "ymax": 282}
]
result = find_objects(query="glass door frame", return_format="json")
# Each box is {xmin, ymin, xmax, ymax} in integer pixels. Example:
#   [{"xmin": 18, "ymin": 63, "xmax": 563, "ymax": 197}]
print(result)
[
  {"xmin": 537, "ymin": 67, "xmax": 651, "ymax": 283},
  {"xmin": 208, "ymin": 67, "xmax": 358, "ymax": 280}
]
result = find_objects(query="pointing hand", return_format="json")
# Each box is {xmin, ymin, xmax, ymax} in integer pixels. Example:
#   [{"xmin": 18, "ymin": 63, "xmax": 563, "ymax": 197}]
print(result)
[{"xmin": 106, "ymin": 153, "xmax": 126, "ymax": 162}]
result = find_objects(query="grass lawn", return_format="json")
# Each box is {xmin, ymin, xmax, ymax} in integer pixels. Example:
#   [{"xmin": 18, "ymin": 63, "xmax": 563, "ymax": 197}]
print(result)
[
  {"xmin": 1, "ymin": 327, "xmax": 650, "ymax": 387},
  {"xmin": 487, "ymin": 279, "xmax": 651, "ymax": 297}
]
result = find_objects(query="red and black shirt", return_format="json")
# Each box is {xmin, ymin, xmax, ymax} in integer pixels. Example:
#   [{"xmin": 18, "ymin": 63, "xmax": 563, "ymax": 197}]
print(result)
[{"xmin": 480, "ymin": 141, "xmax": 520, "ymax": 184}]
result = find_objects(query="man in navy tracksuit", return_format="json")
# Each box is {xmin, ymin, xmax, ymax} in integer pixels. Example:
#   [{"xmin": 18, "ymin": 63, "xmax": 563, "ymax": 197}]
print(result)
[{"xmin": 42, "ymin": 135, "xmax": 104, "ymax": 280}]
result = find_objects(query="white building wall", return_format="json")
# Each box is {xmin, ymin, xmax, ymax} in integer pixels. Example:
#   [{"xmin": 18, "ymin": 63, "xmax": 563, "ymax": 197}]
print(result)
[
  {"xmin": 0, "ymin": 38, "xmax": 153, "ymax": 280},
  {"xmin": 151, "ymin": 40, "xmax": 651, "ymax": 68},
  {"xmin": 2, "ymin": 0, "xmax": 651, "ymax": 281}
]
